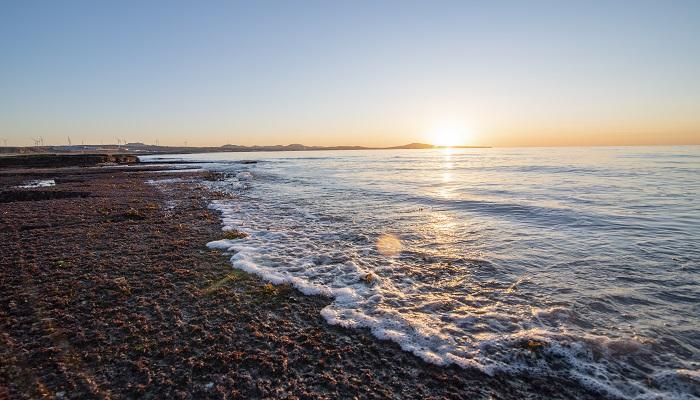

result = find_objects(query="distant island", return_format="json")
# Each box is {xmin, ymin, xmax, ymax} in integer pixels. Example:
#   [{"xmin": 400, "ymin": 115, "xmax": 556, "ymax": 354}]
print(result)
[{"xmin": 0, "ymin": 142, "xmax": 490, "ymax": 155}]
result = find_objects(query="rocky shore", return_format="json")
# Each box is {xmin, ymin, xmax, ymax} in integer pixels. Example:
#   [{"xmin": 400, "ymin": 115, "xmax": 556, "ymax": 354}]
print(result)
[
  {"xmin": 0, "ymin": 154, "xmax": 139, "ymax": 169},
  {"xmin": 0, "ymin": 164, "xmax": 602, "ymax": 399}
]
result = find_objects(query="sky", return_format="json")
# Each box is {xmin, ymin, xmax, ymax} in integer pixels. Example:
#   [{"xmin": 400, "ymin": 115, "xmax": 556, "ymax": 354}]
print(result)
[{"xmin": 1, "ymin": 0, "xmax": 699, "ymax": 147}]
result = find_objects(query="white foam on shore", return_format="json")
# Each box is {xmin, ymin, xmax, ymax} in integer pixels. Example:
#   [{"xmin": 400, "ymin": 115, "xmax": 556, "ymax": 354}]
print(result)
[
  {"xmin": 146, "ymin": 177, "xmax": 185, "ymax": 185},
  {"xmin": 17, "ymin": 179, "xmax": 55, "ymax": 188},
  {"xmin": 206, "ymin": 198, "xmax": 699, "ymax": 400},
  {"xmin": 236, "ymin": 171, "xmax": 253, "ymax": 181}
]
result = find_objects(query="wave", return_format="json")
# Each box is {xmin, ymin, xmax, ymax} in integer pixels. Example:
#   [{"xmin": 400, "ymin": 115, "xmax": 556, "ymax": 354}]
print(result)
[
  {"xmin": 205, "ymin": 198, "xmax": 698, "ymax": 400},
  {"xmin": 207, "ymin": 201, "xmax": 698, "ymax": 399}
]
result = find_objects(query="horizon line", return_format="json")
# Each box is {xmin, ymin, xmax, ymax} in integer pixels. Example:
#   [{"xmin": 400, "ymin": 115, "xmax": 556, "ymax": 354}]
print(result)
[{"xmin": 4, "ymin": 142, "xmax": 700, "ymax": 151}]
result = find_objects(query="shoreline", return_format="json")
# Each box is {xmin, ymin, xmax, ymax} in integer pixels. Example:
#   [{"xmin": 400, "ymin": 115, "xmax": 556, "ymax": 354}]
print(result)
[{"xmin": 0, "ymin": 165, "xmax": 601, "ymax": 399}]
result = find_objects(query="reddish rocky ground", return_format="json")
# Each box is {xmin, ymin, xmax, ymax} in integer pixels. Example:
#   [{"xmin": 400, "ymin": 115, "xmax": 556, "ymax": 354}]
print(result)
[{"xmin": 0, "ymin": 165, "xmax": 601, "ymax": 399}]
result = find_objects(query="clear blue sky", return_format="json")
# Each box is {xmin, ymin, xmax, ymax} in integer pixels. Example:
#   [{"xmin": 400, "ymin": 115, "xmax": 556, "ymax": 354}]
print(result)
[{"xmin": 1, "ymin": 0, "xmax": 699, "ymax": 147}]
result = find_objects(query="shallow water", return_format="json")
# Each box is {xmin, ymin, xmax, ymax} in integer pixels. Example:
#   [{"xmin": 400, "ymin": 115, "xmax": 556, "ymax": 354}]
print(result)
[{"xmin": 143, "ymin": 146, "xmax": 699, "ymax": 399}]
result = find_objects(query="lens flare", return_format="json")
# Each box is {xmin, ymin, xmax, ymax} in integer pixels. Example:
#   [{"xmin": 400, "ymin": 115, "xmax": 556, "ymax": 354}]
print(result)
[{"xmin": 376, "ymin": 234, "xmax": 402, "ymax": 257}]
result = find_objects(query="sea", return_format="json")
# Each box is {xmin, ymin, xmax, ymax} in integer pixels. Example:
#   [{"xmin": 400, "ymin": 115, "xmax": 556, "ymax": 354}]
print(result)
[{"xmin": 142, "ymin": 146, "xmax": 699, "ymax": 399}]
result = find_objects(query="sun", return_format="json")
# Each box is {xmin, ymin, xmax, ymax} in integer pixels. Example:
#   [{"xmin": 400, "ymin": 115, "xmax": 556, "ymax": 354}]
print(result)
[
  {"xmin": 428, "ymin": 121, "xmax": 474, "ymax": 147},
  {"xmin": 433, "ymin": 129, "xmax": 463, "ymax": 147}
]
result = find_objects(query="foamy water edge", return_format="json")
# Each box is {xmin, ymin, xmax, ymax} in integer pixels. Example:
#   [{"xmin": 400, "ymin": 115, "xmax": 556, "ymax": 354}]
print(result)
[{"xmin": 205, "ymin": 198, "xmax": 697, "ymax": 400}]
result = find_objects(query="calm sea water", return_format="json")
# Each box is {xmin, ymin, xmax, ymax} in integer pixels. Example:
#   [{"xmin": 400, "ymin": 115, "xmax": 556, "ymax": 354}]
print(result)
[{"xmin": 143, "ymin": 146, "xmax": 699, "ymax": 399}]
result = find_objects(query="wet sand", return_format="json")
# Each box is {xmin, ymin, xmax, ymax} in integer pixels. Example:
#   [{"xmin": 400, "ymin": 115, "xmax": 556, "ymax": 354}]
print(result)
[{"xmin": 0, "ymin": 165, "xmax": 602, "ymax": 399}]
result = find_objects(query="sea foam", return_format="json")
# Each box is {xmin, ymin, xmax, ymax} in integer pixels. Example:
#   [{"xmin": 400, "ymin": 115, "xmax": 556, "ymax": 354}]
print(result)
[
  {"xmin": 206, "ymin": 198, "xmax": 696, "ymax": 399},
  {"xmin": 144, "ymin": 147, "xmax": 699, "ymax": 399}
]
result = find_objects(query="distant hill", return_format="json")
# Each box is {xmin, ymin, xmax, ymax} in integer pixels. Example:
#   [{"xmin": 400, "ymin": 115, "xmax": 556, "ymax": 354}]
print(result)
[{"xmin": 387, "ymin": 143, "xmax": 435, "ymax": 149}]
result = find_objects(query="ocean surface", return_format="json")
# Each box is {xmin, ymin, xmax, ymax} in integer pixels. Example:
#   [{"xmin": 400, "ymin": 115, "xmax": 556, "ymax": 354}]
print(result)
[{"xmin": 143, "ymin": 146, "xmax": 699, "ymax": 399}]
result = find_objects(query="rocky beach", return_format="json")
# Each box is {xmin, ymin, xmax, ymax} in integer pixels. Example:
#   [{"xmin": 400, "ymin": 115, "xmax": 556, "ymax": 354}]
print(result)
[{"xmin": 0, "ymin": 160, "xmax": 602, "ymax": 399}]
